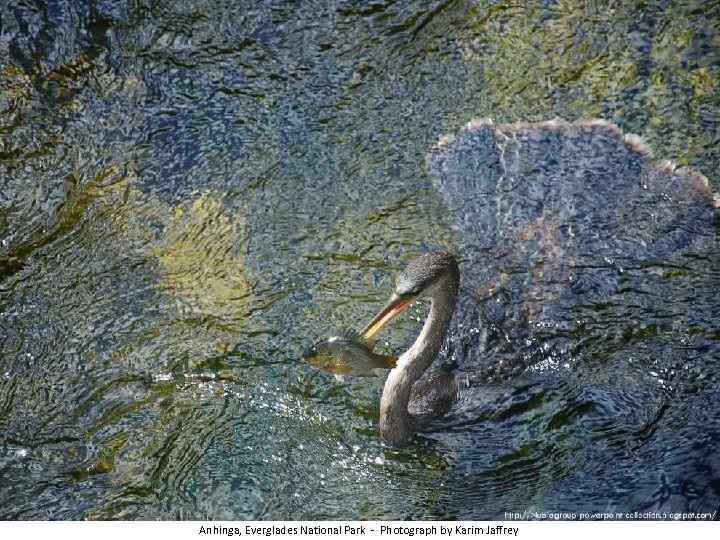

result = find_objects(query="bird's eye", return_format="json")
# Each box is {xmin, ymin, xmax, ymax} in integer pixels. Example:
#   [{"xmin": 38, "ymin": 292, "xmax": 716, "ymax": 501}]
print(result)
[{"xmin": 396, "ymin": 281, "xmax": 421, "ymax": 299}]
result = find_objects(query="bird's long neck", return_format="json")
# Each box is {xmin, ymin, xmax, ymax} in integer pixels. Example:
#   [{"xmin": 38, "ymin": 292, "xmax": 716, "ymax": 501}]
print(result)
[{"xmin": 379, "ymin": 276, "xmax": 458, "ymax": 445}]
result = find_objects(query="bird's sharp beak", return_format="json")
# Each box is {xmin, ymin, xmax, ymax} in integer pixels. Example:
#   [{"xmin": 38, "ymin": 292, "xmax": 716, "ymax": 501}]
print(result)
[{"xmin": 361, "ymin": 293, "xmax": 414, "ymax": 340}]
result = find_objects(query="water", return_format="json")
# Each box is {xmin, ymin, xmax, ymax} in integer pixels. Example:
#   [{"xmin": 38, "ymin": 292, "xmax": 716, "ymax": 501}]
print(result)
[{"xmin": 1, "ymin": 0, "xmax": 718, "ymax": 520}]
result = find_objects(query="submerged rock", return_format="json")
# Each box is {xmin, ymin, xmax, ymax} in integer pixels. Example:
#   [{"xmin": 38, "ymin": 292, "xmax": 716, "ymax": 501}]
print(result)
[{"xmin": 426, "ymin": 119, "xmax": 718, "ymax": 382}]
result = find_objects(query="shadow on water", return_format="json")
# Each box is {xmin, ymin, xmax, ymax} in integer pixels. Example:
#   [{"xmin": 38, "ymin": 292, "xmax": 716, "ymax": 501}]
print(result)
[{"xmin": 1, "ymin": 0, "xmax": 719, "ymax": 519}]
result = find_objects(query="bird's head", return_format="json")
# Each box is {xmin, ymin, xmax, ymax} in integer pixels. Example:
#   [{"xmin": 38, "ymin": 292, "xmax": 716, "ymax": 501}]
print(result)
[{"xmin": 361, "ymin": 251, "xmax": 459, "ymax": 340}]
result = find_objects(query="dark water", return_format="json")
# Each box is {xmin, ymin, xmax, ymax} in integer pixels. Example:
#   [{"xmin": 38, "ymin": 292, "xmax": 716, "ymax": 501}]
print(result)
[{"xmin": 1, "ymin": 0, "xmax": 719, "ymax": 520}]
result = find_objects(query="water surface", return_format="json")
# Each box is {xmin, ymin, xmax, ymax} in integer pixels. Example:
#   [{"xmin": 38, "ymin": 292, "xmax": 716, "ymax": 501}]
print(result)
[{"xmin": 1, "ymin": 0, "xmax": 719, "ymax": 519}]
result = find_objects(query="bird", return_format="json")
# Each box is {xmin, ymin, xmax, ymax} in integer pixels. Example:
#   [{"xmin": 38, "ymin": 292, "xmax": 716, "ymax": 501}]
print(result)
[{"xmin": 360, "ymin": 251, "xmax": 460, "ymax": 446}]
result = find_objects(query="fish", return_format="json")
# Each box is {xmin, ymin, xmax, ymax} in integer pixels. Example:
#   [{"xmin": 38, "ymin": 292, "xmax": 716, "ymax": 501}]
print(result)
[{"xmin": 303, "ymin": 328, "xmax": 397, "ymax": 380}]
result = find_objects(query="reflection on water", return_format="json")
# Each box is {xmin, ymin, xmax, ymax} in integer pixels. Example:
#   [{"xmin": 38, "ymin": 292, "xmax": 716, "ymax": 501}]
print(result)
[
  {"xmin": 1, "ymin": 0, "xmax": 719, "ymax": 520},
  {"xmin": 146, "ymin": 190, "xmax": 252, "ymax": 323}
]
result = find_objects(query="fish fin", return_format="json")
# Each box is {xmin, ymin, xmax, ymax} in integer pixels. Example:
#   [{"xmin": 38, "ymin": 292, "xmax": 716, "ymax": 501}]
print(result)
[
  {"xmin": 341, "ymin": 328, "xmax": 361, "ymax": 340},
  {"xmin": 344, "ymin": 327, "xmax": 377, "ymax": 350}
]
